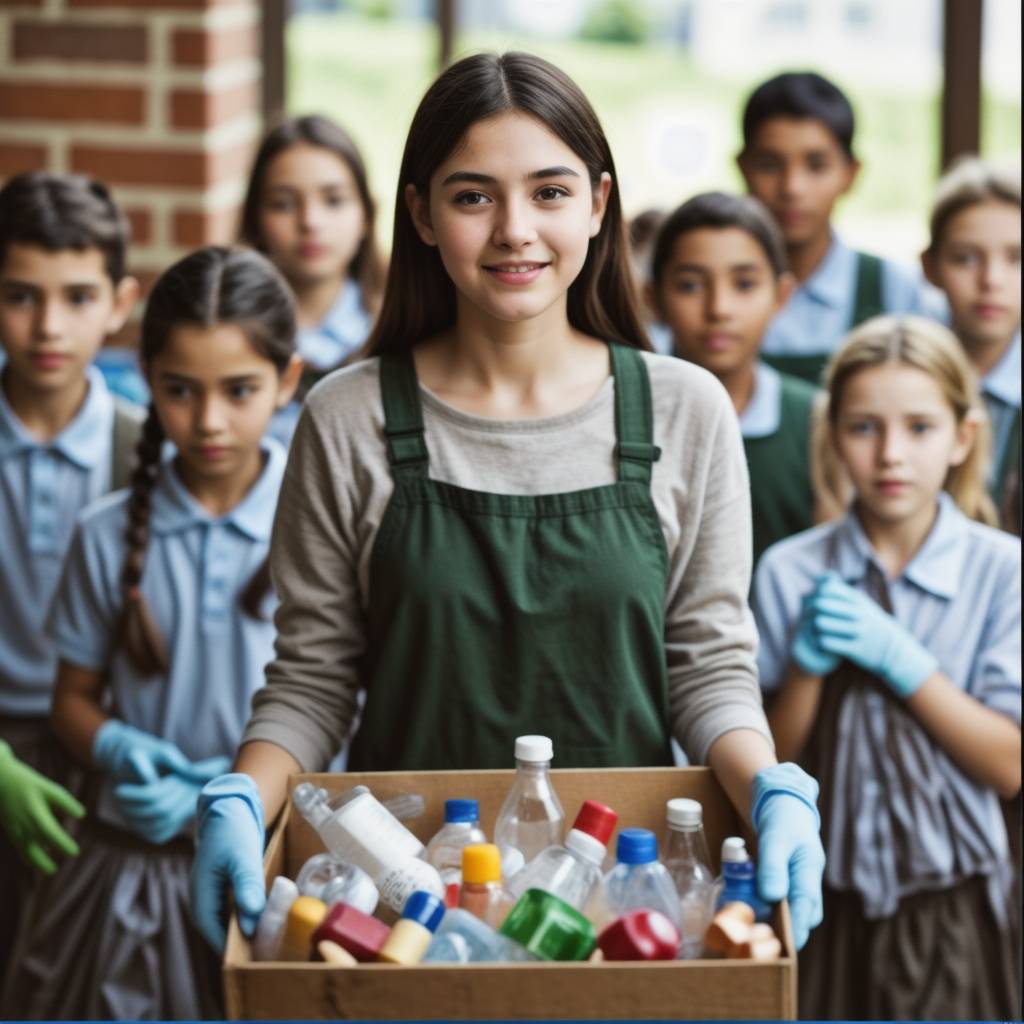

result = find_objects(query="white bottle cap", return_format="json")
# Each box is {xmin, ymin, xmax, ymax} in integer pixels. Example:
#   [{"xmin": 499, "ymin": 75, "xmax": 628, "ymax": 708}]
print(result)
[
  {"xmin": 514, "ymin": 735, "xmax": 553, "ymax": 762},
  {"xmin": 564, "ymin": 828, "xmax": 606, "ymax": 865},
  {"xmin": 720, "ymin": 836, "xmax": 749, "ymax": 863},
  {"xmin": 666, "ymin": 798, "xmax": 703, "ymax": 828}
]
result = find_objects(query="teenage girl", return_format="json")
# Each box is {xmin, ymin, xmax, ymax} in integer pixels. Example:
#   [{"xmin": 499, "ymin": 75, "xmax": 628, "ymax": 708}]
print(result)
[
  {"xmin": 239, "ymin": 114, "xmax": 385, "ymax": 446},
  {"xmin": 191, "ymin": 51, "xmax": 826, "ymax": 956},
  {"xmin": 3, "ymin": 247, "xmax": 301, "ymax": 1019},
  {"xmin": 753, "ymin": 314, "xmax": 1020, "ymax": 1020},
  {"xmin": 921, "ymin": 157, "xmax": 1021, "ymax": 534}
]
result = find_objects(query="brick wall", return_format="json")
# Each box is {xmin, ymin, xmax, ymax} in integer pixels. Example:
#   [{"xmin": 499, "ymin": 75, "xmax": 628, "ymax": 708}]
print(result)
[{"xmin": 0, "ymin": 0, "xmax": 263, "ymax": 345}]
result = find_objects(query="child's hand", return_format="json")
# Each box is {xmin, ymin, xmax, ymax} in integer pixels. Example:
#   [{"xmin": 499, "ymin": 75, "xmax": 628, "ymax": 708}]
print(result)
[
  {"xmin": 790, "ymin": 584, "xmax": 841, "ymax": 678},
  {"xmin": 0, "ymin": 740, "xmax": 85, "ymax": 874},
  {"xmin": 91, "ymin": 719, "xmax": 193, "ymax": 784},
  {"xmin": 811, "ymin": 575, "xmax": 937, "ymax": 698}
]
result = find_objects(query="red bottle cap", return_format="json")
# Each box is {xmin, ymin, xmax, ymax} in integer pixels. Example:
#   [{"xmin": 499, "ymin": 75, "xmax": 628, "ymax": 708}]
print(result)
[
  {"xmin": 597, "ymin": 909, "xmax": 680, "ymax": 961},
  {"xmin": 572, "ymin": 800, "xmax": 618, "ymax": 845},
  {"xmin": 312, "ymin": 902, "xmax": 391, "ymax": 962}
]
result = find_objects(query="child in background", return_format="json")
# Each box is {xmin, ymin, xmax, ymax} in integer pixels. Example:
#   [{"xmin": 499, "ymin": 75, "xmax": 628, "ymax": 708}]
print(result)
[
  {"xmin": 627, "ymin": 207, "xmax": 673, "ymax": 354},
  {"xmin": 753, "ymin": 315, "xmax": 1020, "ymax": 1020},
  {"xmin": 922, "ymin": 157, "xmax": 1021, "ymax": 533},
  {"xmin": 2, "ymin": 247, "xmax": 301, "ymax": 1019},
  {"xmin": 737, "ymin": 71, "xmax": 942, "ymax": 385},
  {"xmin": 649, "ymin": 191, "xmax": 818, "ymax": 565},
  {"xmin": 239, "ymin": 114, "xmax": 385, "ymax": 445},
  {"xmin": 0, "ymin": 171, "xmax": 141, "ymax": 970}
]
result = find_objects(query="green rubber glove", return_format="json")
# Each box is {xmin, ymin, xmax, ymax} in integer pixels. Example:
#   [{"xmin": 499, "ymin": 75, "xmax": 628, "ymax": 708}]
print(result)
[{"xmin": 0, "ymin": 740, "xmax": 85, "ymax": 874}]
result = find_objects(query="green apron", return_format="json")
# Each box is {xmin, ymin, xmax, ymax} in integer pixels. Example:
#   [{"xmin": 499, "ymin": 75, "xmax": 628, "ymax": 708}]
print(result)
[
  {"xmin": 347, "ymin": 343, "xmax": 674, "ymax": 771},
  {"xmin": 762, "ymin": 250, "xmax": 884, "ymax": 386}
]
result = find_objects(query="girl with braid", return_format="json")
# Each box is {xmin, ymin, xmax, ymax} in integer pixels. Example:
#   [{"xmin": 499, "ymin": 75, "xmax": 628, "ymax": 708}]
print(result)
[{"xmin": 3, "ymin": 246, "xmax": 301, "ymax": 1020}]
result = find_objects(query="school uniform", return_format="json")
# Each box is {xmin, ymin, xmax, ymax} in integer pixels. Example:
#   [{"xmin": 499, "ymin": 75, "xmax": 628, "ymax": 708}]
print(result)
[
  {"xmin": 760, "ymin": 234, "xmax": 947, "ymax": 385},
  {"xmin": 981, "ymin": 330, "xmax": 1021, "ymax": 533},
  {"xmin": 752, "ymin": 494, "xmax": 1021, "ymax": 1019},
  {"xmin": 3, "ymin": 439, "xmax": 286, "ymax": 1021},
  {"xmin": 267, "ymin": 279, "xmax": 373, "ymax": 447},
  {"xmin": 740, "ymin": 361, "xmax": 817, "ymax": 565},
  {"xmin": 243, "ymin": 346, "xmax": 771, "ymax": 774}
]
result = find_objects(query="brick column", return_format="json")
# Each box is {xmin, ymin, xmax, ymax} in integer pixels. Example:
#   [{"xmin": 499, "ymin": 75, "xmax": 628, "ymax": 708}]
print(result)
[{"xmin": 0, "ymin": 0, "xmax": 263, "ymax": 343}]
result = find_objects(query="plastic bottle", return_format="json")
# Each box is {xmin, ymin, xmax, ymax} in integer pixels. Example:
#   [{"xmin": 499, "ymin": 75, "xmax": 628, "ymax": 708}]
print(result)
[
  {"xmin": 597, "ymin": 909, "xmax": 681, "ymax": 961},
  {"xmin": 506, "ymin": 799, "xmax": 617, "ymax": 910},
  {"xmin": 716, "ymin": 837, "xmax": 771, "ymax": 921},
  {"xmin": 458, "ymin": 844, "xmax": 515, "ymax": 928},
  {"xmin": 662, "ymin": 798, "xmax": 715, "ymax": 959},
  {"xmin": 312, "ymin": 902, "xmax": 391, "ymax": 962},
  {"xmin": 590, "ymin": 828, "xmax": 682, "ymax": 943},
  {"xmin": 493, "ymin": 735, "xmax": 565, "ymax": 874},
  {"xmin": 292, "ymin": 783, "xmax": 444, "ymax": 913},
  {"xmin": 378, "ymin": 891, "xmax": 446, "ymax": 965},
  {"xmin": 277, "ymin": 895, "xmax": 327, "ymax": 962},
  {"xmin": 295, "ymin": 852, "xmax": 378, "ymax": 915},
  {"xmin": 499, "ymin": 887, "xmax": 596, "ymax": 961},
  {"xmin": 424, "ymin": 798, "xmax": 487, "ymax": 899},
  {"xmin": 251, "ymin": 875, "xmax": 299, "ymax": 961},
  {"xmin": 422, "ymin": 907, "xmax": 528, "ymax": 964}
]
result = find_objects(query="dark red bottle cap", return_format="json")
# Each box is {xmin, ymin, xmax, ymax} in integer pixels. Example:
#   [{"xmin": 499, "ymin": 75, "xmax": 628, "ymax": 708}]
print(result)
[
  {"xmin": 597, "ymin": 909, "xmax": 680, "ymax": 961},
  {"xmin": 572, "ymin": 799, "xmax": 618, "ymax": 845},
  {"xmin": 312, "ymin": 902, "xmax": 391, "ymax": 962}
]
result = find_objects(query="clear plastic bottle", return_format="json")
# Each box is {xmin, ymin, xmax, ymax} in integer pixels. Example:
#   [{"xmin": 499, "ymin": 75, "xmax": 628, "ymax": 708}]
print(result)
[
  {"xmin": 251, "ymin": 875, "xmax": 299, "ymax": 961},
  {"xmin": 424, "ymin": 798, "xmax": 488, "ymax": 894},
  {"xmin": 422, "ymin": 907, "xmax": 527, "ymax": 963},
  {"xmin": 716, "ymin": 836, "xmax": 771, "ymax": 921},
  {"xmin": 494, "ymin": 735, "xmax": 565, "ymax": 874},
  {"xmin": 506, "ymin": 799, "xmax": 617, "ymax": 910},
  {"xmin": 589, "ymin": 828, "xmax": 682, "ymax": 941},
  {"xmin": 662, "ymin": 798, "xmax": 715, "ymax": 959},
  {"xmin": 292, "ymin": 782, "xmax": 444, "ymax": 913},
  {"xmin": 295, "ymin": 852, "xmax": 378, "ymax": 916}
]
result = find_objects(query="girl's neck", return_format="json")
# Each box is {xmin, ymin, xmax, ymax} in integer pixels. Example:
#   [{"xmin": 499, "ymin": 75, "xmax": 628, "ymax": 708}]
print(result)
[
  {"xmin": 717, "ymin": 360, "xmax": 757, "ymax": 417},
  {"xmin": 854, "ymin": 496, "xmax": 940, "ymax": 579},
  {"xmin": 292, "ymin": 273, "xmax": 349, "ymax": 331},
  {"xmin": 2, "ymin": 367, "xmax": 89, "ymax": 442},
  {"xmin": 175, "ymin": 446, "xmax": 267, "ymax": 518},
  {"xmin": 786, "ymin": 229, "xmax": 833, "ymax": 284}
]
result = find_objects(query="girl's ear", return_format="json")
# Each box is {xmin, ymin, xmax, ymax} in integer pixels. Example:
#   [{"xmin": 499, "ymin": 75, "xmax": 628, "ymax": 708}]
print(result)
[
  {"xmin": 774, "ymin": 271, "xmax": 797, "ymax": 313},
  {"xmin": 275, "ymin": 354, "xmax": 305, "ymax": 408},
  {"xmin": 589, "ymin": 172, "xmax": 612, "ymax": 239},
  {"xmin": 106, "ymin": 275, "xmax": 140, "ymax": 335},
  {"xmin": 949, "ymin": 408, "xmax": 980, "ymax": 467},
  {"xmin": 405, "ymin": 183, "xmax": 437, "ymax": 247}
]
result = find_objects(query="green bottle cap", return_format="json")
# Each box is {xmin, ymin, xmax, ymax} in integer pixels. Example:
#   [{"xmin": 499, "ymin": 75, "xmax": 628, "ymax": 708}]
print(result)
[{"xmin": 498, "ymin": 888, "xmax": 596, "ymax": 961}]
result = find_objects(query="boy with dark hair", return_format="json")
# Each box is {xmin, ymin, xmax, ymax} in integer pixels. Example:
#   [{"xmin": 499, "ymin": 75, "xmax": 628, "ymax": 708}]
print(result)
[
  {"xmin": 649, "ymin": 191, "xmax": 817, "ymax": 564},
  {"xmin": 738, "ymin": 71, "xmax": 942, "ymax": 385},
  {"xmin": 0, "ymin": 171, "xmax": 142, "ymax": 966}
]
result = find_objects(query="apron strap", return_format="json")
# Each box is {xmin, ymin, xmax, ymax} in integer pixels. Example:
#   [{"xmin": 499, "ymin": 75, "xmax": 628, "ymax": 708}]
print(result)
[
  {"xmin": 379, "ymin": 351, "xmax": 429, "ymax": 479},
  {"xmin": 610, "ymin": 343, "xmax": 661, "ymax": 484}
]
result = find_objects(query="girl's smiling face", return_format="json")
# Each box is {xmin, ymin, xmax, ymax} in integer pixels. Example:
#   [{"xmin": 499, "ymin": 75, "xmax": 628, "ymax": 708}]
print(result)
[
  {"xmin": 833, "ymin": 361, "xmax": 976, "ymax": 532},
  {"xmin": 407, "ymin": 111, "xmax": 611, "ymax": 331}
]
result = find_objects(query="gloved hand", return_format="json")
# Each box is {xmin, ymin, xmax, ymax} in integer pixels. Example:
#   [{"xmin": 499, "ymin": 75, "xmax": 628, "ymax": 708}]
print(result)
[
  {"xmin": 113, "ymin": 755, "xmax": 232, "ymax": 845},
  {"xmin": 790, "ymin": 583, "xmax": 841, "ymax": 677},
  {"xmin": 751, "ymin": 762, "xmax": 826, "ymax": 951},
  {"xmin": 812, "ymin": 574, "xmax": 937, "ymax": 698},
  {"xmin": 191, "ymin": 772, "xmax": 266, "ymax": 952},
  {"xmin": 92, "ymin": 719, "xmax": 194, "ymax": 784},
  {"xmin": 0, "ymin": 740, "xmax": 85, "ymax": 874}
]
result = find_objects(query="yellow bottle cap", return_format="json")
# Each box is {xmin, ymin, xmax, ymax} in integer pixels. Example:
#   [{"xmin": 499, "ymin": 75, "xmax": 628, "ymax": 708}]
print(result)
[
  {"xmin": 461, "ymin": 842, "xmax": 501, "ymax": 884},
  {"xmin": 283, "ymin": 896, "xmax": 327, "ymax": 957}
]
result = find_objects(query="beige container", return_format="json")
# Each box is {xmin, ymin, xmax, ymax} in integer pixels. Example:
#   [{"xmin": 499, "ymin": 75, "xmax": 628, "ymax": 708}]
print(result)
[{"xmin": 223, "ymin": 767, "xmax": 797, "ymax": 1021}]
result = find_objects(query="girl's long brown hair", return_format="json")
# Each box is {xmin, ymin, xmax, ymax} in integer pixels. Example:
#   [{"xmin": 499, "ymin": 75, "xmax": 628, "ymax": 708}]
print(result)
[
  {"xmin": 364, "ymin": 51, "xmax": 649, "ymax": 355},
  {"xmin": 811, "ymin": 314, "xmax": 998, "ymax": 527},
  {"xmin": 121, "ymin": 247, "xmax": 296, "ymax": 675},
  {"xmin": 239, "ymin": 114, "xmax": 385, "ymax": 315}
]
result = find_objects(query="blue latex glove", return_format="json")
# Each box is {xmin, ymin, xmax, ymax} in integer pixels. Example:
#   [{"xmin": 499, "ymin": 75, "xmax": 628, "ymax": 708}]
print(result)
[
  {"xmin": 113, "ymin": 755, "xmax": 231, "ymax": 845},
  {"xmin": 812, "ymin": 574, "xmax": 937, "ymax": 698},
  {"xmin": 790, "ymin": 583, "xmax": 841, "ymax": 677},
  {"xmin": 190, "ymin": 773, "xmax": 266, "ymax": 952},
  {"xmin": 751, "ymin": 762, "xmax": 826, "ymax": 951},
  {"xmin": 92, "ymin": 719, "xmax": 193, "ymax": 784}
]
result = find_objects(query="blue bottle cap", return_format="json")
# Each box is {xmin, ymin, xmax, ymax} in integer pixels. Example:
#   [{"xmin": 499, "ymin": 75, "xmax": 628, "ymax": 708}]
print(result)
[
  {"xmin": 402, "ymin": 890, "xmax": 446, "ymax": 932},
  {"xmin": 444, "ymin": 798, "xmax": 479, "ymax": 824},
  {"xmin": 616, "ymin": 828, "xmax": 657, "ymax": 865}
]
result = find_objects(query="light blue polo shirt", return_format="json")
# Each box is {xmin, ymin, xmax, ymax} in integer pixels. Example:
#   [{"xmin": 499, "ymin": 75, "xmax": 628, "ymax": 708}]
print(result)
[
  {"xmin": 49, "ymin": 438, "xmax": 286, "ymax": 830},
  {"xmin": 761, "ymin": 234, "xmax": 949, "ymax": 358},
  {"xmin": 752, "ymin": 493, "xmax": 1020, "ymax": 918},
  {"xmin": 981, "ymin": 330, "xmax": 1021, "ymax": 487},
  {"xmin": 739, "ymin": 361, "xmax": 784, "ymax": 438},
  {"xmin": 0, "ymin": 366, "xmax": 116, "ymax": 716}
]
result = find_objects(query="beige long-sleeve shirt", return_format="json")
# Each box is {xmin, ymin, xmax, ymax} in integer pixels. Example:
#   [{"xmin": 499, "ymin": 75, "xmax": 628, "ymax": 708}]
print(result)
[{"xmin": 243, "ymin": 351, "xmax": 771, "ymax": 770}]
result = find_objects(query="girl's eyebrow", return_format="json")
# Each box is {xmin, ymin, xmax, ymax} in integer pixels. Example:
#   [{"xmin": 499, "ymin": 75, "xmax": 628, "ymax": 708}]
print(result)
[
  {"xmin": 671, "ymin": 261, "xmax": 763, "ymax": 274},
  {"xmin": 441, "ymin": 166, "xmax": 581, "ymax": 187},
  {"xmin": 157, "ymin": 371, "xmax": 263, "ymax": 385}
]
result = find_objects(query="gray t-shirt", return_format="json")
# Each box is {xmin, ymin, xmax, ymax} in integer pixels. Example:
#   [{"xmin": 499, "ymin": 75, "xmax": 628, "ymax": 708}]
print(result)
[{"xmin": 243, "ymin": 351, "xmax": 771, "ymax": 770}]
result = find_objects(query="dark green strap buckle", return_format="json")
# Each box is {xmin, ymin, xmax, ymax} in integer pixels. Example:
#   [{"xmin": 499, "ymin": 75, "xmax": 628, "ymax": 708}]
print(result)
[
  {"xmin": 617, "ymin": 440, "xmax": 662, "ymax": 467},
  {"xmin": 384, "ymin": 424, "xmax": 429, "ymax": 468}
]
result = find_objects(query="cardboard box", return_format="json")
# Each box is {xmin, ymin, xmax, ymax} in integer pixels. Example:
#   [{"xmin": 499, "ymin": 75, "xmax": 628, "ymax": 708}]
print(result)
[{"xmin": 224, "ymin": 767, "xmax": 796, "ymax": 1020}]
